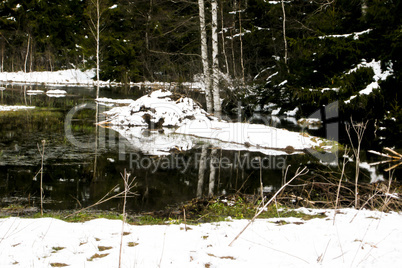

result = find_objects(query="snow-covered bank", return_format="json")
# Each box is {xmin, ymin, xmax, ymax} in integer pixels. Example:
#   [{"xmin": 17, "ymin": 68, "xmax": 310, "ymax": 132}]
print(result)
[
  {"xmin": 0, "ymin": 69, "xmax": 204, "ymax": 90},
  {"xmin": 101, "ymin": 90, "xmax": 332, "ymax": 156},
  {"xmin": 0, "ymin": 105, "xmax": 35, "ymax": 112},
  {"xmin": 0, "ymin": 69, "xmax": 96, "ymax": 86},
  {"xmin": 0, "ymin": 208, "xmax": 401, "ymax": 267}
]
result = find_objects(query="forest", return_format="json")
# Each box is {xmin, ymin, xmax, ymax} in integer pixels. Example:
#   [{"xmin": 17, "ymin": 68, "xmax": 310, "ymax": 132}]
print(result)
[{"xmin": 0, "ymin": 0, "xmax": 401, "ymax": 138}]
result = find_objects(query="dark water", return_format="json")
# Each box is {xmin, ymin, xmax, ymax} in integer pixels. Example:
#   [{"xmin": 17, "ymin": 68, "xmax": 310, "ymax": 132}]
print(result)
[{"xmin": 0, "ymin": 84, "xmax": 399, "ymax": 213}]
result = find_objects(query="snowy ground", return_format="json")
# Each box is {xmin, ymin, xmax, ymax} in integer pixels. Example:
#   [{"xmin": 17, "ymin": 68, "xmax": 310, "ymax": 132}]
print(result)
[{"xmin": 0, "ymin": 208, "xmax": 401, "ymax": 267}]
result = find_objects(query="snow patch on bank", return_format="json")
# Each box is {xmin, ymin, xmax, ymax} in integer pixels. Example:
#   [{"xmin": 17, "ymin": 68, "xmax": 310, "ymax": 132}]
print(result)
[
  {"xmin": 0, "ymin": 208, "xmax": 401, "ymax": 267},
  {"xmin": 0, "ymin": 69, "xmax": 97, "ymax": 86}
]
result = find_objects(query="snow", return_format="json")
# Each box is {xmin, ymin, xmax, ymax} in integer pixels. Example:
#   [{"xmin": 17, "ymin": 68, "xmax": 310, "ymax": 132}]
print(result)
[
  {"xmin": 319, "ymin": 29, "xmax": 372, "ymax": 40},
  {"xmin": 175, "ymin": 120, "xmax": 318, "ymax": 151},
  {"xmin": 0, "ymin": 208, "xmax": 401, "ymax": 267},
  {"xmin": 102, "ymin": 90, "xmax": 212, "ymax": 128},
  {"xmin": 284, "ymin": 107, "xmax": 298, "ymax": 116},
  {"xmin": 345, "ymin": 59, "xmax": 393, "ymax": 104},
  {"xmin": 96, "ymin": 98, "xmax": 134, "ymax": 106},
  {"xmin": 46, "ymin": 89, "xmax": 67, "ymax": 95},
  {"xmin": 0, "ymin": 105, "xmax": 35, "ymax": 111},
  {"xmin": 0, "ymin": 69, "xmax": 96, "ymax": 86},
  {"xmin": 101, "ymin": 90, "xmax": 329, "ymax": 156},
  {"xmin": 26, "ymin": 89, "xmax": 44, "ymax": 95},
  {"xmin": 46, "ymin": 89, "xmax": 67, "ymax": 98}
]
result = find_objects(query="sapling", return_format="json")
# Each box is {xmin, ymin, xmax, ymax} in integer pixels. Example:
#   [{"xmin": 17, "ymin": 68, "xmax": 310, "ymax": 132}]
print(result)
[
  {"xmin": 119, "ymin": 169, "xmax": 135, "ymax": 268},
  {"xmin": 345, "ymin": 118, "xmax": 368, "ymax": 208}
]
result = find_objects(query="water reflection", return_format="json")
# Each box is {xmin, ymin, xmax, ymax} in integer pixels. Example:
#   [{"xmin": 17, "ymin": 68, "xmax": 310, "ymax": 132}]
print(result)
[{"xmin": 0, "ymin": 84, "xmax": 399, "ymax": 213}]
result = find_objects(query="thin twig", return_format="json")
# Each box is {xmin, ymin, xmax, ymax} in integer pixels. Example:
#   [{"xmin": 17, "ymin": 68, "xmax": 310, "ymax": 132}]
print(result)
[
  {"xmin": 37, "ymin": 140, "xmax": 46, "ymax": 216},
  {"xmin": 333, "ymin": 146, "xmax": 349, "ymax": 225},
  {"xmin": 119, "ymin": 169, "xmax": 132, "ymax": 268}
]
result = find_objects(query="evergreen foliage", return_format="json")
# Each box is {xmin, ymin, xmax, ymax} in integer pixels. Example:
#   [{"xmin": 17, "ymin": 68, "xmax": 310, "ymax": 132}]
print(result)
[{"xmin": 0, "ymin": 0, "xmax": 400, "ymax": 136}]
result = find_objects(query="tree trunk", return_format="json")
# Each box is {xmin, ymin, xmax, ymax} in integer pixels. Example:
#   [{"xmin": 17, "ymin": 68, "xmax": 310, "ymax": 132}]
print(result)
[
  {"xmin": 238, "ymin": 1, "xmax": 245, "ymax": 83},
  {"xmin": 220, "ymin": 3, "xmax": 229, "ymax": 76},
  {"xmin": 211, "ymin": 0, "xmax": 221, "ymax": 113},
  {"xmin": 24, "ymin": 35, "xmax": 30, "ymax": 73},
  {"xmin": 281, "ymin": 0, "xmax": 289, "ymax": 72},
  {"xmin": 96, "ymin": 0, "xmax": 100, "ymax": 98},
  {"xmin": 198, "ymin": 0, "xmax": 213, "ymax": 112}
]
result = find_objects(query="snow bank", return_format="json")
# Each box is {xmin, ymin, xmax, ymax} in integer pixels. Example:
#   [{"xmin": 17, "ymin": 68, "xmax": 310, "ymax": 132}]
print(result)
[
  {"xmin": 0, "ymin": 69, "xmax": 96, "ymax": 86},
  {"xmin": 0, "ymin": 105, "xmax": 35, "ymax": 111},
  {"xmin": 0, "ymin": 208, "xmax": 401, "ymax": 267}
]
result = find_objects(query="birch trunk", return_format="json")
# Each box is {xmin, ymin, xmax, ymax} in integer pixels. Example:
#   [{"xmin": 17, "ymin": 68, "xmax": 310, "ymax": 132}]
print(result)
[
  {"xmin": 24, "ymin": 35, "xmax": 30, "ymax": 73},
  {"xmin": 211, "ymin": 0, "xmax": 221, "ymax": 113},
  {"xmin": 281, "ymin": 0, "xmax": 289, "ymax": 72},
  {"xmin": 96, "ymin": 0, "xmax": 100, "ymax": 99},
  {"xmin": 220, "ymin": 4, "xmax": 229, "ymax": 76},
  {"xmin": 238, "ymin": 1, "xmax": 245, "ymax": 83},
  {"xmin": 198, "ymin": 0, "xmax": 213, "ymax": 112}
]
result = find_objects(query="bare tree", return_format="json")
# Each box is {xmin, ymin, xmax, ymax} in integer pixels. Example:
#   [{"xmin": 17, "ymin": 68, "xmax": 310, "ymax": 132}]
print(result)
[
  {"xmin": 24, "ymin": 34, "xmax": 30, "ymax": 73},
  {"xmin": 87, "ymin": 0, "xmax": 109, "ymax": 98},
  {"xmin": 281, "ymin": 0, "xmax": 289, "ymax": 72}
]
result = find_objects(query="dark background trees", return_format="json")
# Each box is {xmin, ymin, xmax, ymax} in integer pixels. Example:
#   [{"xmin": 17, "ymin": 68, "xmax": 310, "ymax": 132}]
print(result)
[{"xmin": 0, "ymin": 0, "xmax": 400, "ymax": 126}]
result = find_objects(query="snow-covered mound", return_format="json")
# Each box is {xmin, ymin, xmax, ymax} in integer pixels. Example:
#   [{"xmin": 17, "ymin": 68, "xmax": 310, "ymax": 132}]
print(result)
[
  {"xmin": 101, "ymin": 90, "xmax": 334, "ymax": 155},
  {"xmin": 101, "ymin": 89, "xmax": 214, "ymax": 127}
]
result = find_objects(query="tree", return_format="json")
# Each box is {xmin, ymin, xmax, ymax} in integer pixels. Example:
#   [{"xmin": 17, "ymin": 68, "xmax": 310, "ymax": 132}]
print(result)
[
  {"xmin": 86, "ymin": 0, "xmax": 110, "ymax": 98},
  {"xmin": 198, "ymin": 0, "xmax": 222, "ymax": 113},
  {"xmin": 198, "ymin": 0, "xmax": 213, "ymax": 112},
  {"xmin": 211, "ymin": 0, "xmax": 221, "ymax": 113}
]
